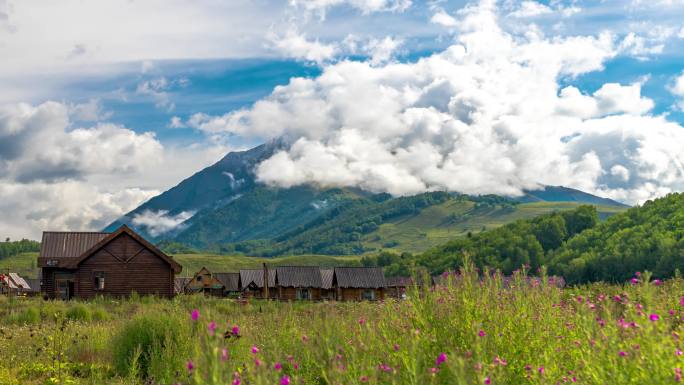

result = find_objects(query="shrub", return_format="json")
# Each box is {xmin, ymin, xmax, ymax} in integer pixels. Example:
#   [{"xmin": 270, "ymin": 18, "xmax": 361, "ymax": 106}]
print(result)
[
  {"xmin": 7, "ymin": 306, "xmax": 41, "ymax": 325},
  {"xmin": 66, "ymin": 304, "xmax": 92, "ymax": 322},
  {"xmin": 111, "ymin": 312, "xmax": 190, "ymax": 382}
]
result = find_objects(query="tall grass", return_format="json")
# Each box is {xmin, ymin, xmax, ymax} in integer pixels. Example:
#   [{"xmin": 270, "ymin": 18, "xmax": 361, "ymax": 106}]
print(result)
[{"xmin": 1, "ymin": 267, "xmax": 684, "ymax": 384}]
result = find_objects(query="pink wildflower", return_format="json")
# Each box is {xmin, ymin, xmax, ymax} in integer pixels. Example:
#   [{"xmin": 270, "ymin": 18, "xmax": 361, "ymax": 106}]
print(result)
[
  {"xmin": 478, "ymin": 330, "xmax": 486, "ymax": 337},
  {"xmin": 484, "ymin": 376, "xmax": 491, "ymax": 384},
  {"xmin": 677, "ymin": 350, "xmax": 683, "ymax": 356},
  {"xmin": 360, "ymin": 375, "xmax": 369, "ymax": 382},
  {"xmin": 429, "ymin": 367, "xmax": 439, "ymax": 374},
  {"xmin": 280, "ymin": 375, "xmax": 291, "ymax": 385},
  {"xmin": 254, "ymin": 358, "xmax": 262, "ymax": 367},
  {"xmin": 650, "ymin": 314, "xmax": 660, "ymax": 322},
  {"xmin": 619, "ymin": 351, "xmax": 627, "ymax": 357},
  {"xmin": 191, "ymin": 309, "xmax": 199, "ymax": 321},
  {"xmin": 631, "ymin": 278, "xmax": 639, "ymax": 285},
  {"xmin": 251, "ymin": 346, "xmax": 259, "ymax": 354},
  {"xmin": 393, "ymin": 344, "xmax": 400, "ymax": 351},
  {"xmin": 436, "ymin": 352, "xmax": 447, "ymax": 366},
  {"xmin": 274, "ymin": 362, "xmax": 282, "ymax": 371},
  {"xmin": 654, "ymin": 279, "xmax": 663, "ymax": 286},
  {"xmin": 221, "ymin": 348, "xmax": 229, "ymax": 362},
  {"xmin": 538, "ymin": 366, "xmax": 545, "ymax": 375},
  {"xmin": 359, "ymin": 318, "xmax": 366, "ymax": 325},
  {"xmin": 231, "ymin": 325, "xmax": 240, "ymax": 336},
  {"xmin": 187, "ymin": 360, "xmax": 194, "ymax": 372},
  {"xmin": 208, "ymin": 321, "xmax": 216, "ymax": 336}
]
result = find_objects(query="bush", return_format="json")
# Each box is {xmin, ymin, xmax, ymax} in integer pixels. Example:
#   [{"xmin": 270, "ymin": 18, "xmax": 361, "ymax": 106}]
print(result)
[
  {"xmin": 66, "ymin": 304, "xmax": 92, "ymax": 322},
  {"xmin": 7, "ymin": 306, "xmax": 41, "ymax": 325},
  {"xmin": 111, "ymin": 312, "xmax": 190, "ymax": 382}
]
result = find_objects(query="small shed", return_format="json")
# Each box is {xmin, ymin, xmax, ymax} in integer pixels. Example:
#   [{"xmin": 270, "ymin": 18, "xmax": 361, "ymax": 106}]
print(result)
[
  {"xmin": 275, "ymin": 266, "xmax": 324, "ymax": 300},
  {"xmin": 185, "ymin": 267, "xmax": 226, "ymax": 296},
  {"xmin": 334, "ymin": 267, "xmax": 386, "ymax": 301}
]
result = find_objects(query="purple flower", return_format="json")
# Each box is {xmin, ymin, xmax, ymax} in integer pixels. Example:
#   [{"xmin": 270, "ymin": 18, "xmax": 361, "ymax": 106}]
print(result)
[
  {"xmin": 208, "ymin": 321, "xmax": 216, "ymax": 336},
  {"xmin": 187, "ymin": 360, "xmax": 194, "ymax": 372},
  {"xmin": 619, "ymin": 351, "xmax": 627, "ymax": 357},
  {"xmin": 650, "ymin": 314, "xmax": 660, "ymax": 322},
  {"xmin": 436, "ymin": 352, "xmax": 447, "ymax": 366},
  {"xmin": 478, "ymin": 330, "xmax": 486, "ymax": 337},
  {"xmin": 393, "ymin": 344, "xmax": 400, "ymax": 351},
  {"xmin": 231, "ymin": 325, "xmax": 240, "ymax": 336},
  {"xmin": 251, "ymin": 345, "xmax": 259, "ymax": 354},
  {"xmin": 274, "ymin": 362, "xmax": 282, "ymax": 371},
  {"xmin": 654, "ymin": 279, "xmax": 663, "ymax": 286},
  {"xmin": 484, "ymin": 377, "xmax": 491, "ymax": 384},
  {"xmin": 221, "ymin": 348, "xmax": 229, "ymax": 362},
  {"xmin": 538, "ymin": 366, "xmax": 544, "ymax": 375},
  {"xmin": 191, "ymin": 309, "xmax": 199, "ymax": 321},
  {"xmin": 631, "ymin": 278, "xmax": 639, "ymax": 285},
  {"xmin": 280, "ymin": 375, "xmax": 291, "ymax": 385}
]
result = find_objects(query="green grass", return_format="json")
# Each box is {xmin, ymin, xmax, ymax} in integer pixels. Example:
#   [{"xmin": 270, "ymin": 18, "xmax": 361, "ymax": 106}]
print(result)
[
  {"xmin": 0, "ymin": 252, "xmax": 39, "ymax": 277},
  {"xmin": 0, "ymin": 268, "xmax": 683, "ymax": 384},
  {"xmin": 362, "ymin": 201, "xmax": 626, "ymax": 253}
]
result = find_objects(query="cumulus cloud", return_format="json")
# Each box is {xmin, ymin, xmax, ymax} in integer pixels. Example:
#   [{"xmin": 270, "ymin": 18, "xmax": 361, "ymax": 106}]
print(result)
[
  {"xmin": 135, "ymin": 76, "xmax": 189, "ymax": 112},
  {"xmin": 131, "ymin": 210, "xmax": 195, "ymax": 237},
  {"xmin": 508, "ymin": 1, "xmax": 552, "ymax": 18},
  {"xmin": 269, "ymin": 29, "xmax": 338, "ymax": 64},
  {"xmin": 431, "ymin": 10, "xmax": 458, "ymax": 28},
  {"xmin": 668, "ymin": 72, "xmax": 684, "ymax": 110},
  {"xmin": 192, "ymin": 0, "xmax": 684, "ymax": 204}
]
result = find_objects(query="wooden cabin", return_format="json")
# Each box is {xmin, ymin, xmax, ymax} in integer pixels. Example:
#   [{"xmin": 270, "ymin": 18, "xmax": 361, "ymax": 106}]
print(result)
[
  {"xmin": 215, "ymin": 272, "xmax": 241, "ymax": 296},
  {"xmin": 239, "ymin": 268, "xmax": 276, "ymax": 299},
  {"xmin": 275, "ymin": 266, "xmax": 325, "ymax": 300},
  {"xmin": 320, "ymin": 268, "xmax": 335, "ymax": 300},
  {"xmin": 185, "ymin": 268, "xmax": 241, "ymax": 297},
  {"xmin": 38, "ymin": 225, "xmax": 182, "ymax": 299},
  {"xmin": 334, "ymin": 267, "xmax": 386, "ymax": 301}
]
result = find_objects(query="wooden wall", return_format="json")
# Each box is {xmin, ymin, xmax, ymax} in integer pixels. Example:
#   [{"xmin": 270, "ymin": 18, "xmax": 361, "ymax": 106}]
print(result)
[
  {"xmin": 337, "ymin": 288, "xmax": 385, "ymax": 301},
  {"xmin": 74, "ymin": 233, "xmax": 174, "ymax": 299},
  {"xmin": 277, "ymin": 287, "xmax": 322, "ymax": 301}
]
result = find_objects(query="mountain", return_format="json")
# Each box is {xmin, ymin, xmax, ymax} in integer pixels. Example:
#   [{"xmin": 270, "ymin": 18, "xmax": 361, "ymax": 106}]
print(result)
[{"xmin": 106, "ymin": 142, "xmax": 628, "ymax": 256}]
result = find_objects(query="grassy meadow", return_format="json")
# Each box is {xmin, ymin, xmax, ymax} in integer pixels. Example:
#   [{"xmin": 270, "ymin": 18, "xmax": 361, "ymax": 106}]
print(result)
[{"xmin": 2, "ymin": 266, "xmax": 684, "ymax": 385}]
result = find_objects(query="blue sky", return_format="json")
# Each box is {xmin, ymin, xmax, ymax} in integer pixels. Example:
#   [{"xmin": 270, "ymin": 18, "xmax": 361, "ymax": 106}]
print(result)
[{"xmin": 2, "ymin": 0, "xmax": 684, "ymax": 238}]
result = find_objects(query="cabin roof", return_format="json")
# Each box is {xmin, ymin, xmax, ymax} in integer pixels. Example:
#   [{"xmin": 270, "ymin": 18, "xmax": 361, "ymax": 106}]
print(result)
[
  {"xmin": 239, "ymin": 269, "xmax": 276, "ymax": 289},
  {"xmin": 320, "ymin": 268, "xmax": 334, "ymax": 289},
  {"xmin": 40, "ymin": 232, "xmax": 109, "ymax": 260},
  {"xmin": 0, "ymin": 273, "xmax": 31, "ymax": 290},
  {"xmin": 276, "ymin": 266, "xmax": 323, "ymax": 288},
  {"xmin": 215, "ymin": 272, "xmax": 240, "ymax": 292},
  {"xmin": 38, "ymin": 225, "xmax": 182, "ymax": 273},
  {"xmin": 334, "ymin": 267, "xmax": 386, "ymax": 288}
]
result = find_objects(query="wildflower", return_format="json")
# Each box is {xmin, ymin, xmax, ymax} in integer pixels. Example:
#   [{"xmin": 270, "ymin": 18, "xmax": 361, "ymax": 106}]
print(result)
[
  {"xmin": 484, "ymin": 376, "xmax": 491, "ymax": 384},
  {"xmin": 436, "ymin": 352, "xmax": 447, "ymax": 366},
  {"xmin": 650, "ymin": 314, "xmax": 660, "ymax": 322},
  {"xmin": 280, "ymin": 375, "xmax": 291, "ymax": 385},
  {"xmin": 208, "ymin": 321, "xmax": 216, "ymax": 336},
  {"xmin": 302, "ymin": 335, "xmax": 309, "ymax": 342},
  {"xmin": 676, "ymin": 368, "xmax": 682, "ymax": 382},
  {"xmin": 671, "ymin": 310, "xmax": 676, "ymax": 316},
  {"xmin": 254, "ymin": 358, "xmax": 262, "ymax": 367},
  {"xmin": 680, "ymin": 297, "xmax": 684, "ymax": 307},
  {"xmin": 274, "ymin": 362, "xmax": 282, "ymax": 371},
  {"xmin": 187, "ymin": 360, "xmax": 194, "ymax": 372},
  {"xmin": 635, "ymin": 271, "xmax": 641, "ymax": 277},
  {"xmin": 360, "ymin": 375, "xmax": 369, "ymax": 382},
  {"xmin": 393, "ymin": 344, "xmax": 400, "ymax": 351},
  {"xmin": 251, "ymin": 345, "xmax": 259, "ymax": 354},
  {"xmin": 191, "ymin": 309, "xmax": 199, "ymax": 321},
  {"xmin": 493, "ymin": 356, "xmax": 507, "ymax": 366},
  {"xmin": 619, "ymin": 351, "xmax": 627, "ymax": 357},
  {"xmin": 379, "ymin": 363, "xmax": 392, "ymax": 373},
  {"xmin": 359, "ymin": 318, "xmax": 366, "ymax": 325},
  {"xmin": 221, "ymin": 348, "xmax": 229, "ymax": 362},
  {"xmin": 231, "ymin": 325, "xmax": 240, "ymax": 336},
  {"xmin": 538, "ymin": 366, "xmax": 545, "ymax": 375},
  {"xmin": 232, "ymin": 379, "xmax": 241, "ymax": 385},
  {"xmin": 429, "ymin": 367, "xmax": 439, "ymax": 374},
  {"xmin": 677, "ymin": 349, "xmax": 683, "ymax": 356},
  {"xmin": 631, "ymin": 278, "xmax": 639, "ymax": 285},
  {"xmin": 478, "ymin": 330, "xmax": 486, "ymax": 337},
  {"xmin": 654, "ymin": 279, "xmax": 663, "ymax": 286}
]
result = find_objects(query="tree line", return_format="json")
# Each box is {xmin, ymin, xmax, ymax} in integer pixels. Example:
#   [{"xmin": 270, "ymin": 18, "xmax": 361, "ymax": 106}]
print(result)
[{"xmin": 0, "ymin": 238, "xmax": 40, "ymax": 260}]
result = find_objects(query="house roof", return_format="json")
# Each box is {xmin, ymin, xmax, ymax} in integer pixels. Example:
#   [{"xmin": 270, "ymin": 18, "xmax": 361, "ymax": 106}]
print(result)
[
  {"xmin": 40, "ymin": 232, "xmax": 109, "ymax": 260},
  {"xmin": 9, "ymin": 273, "xmax": 30, "ymax": 290},
  {"xmin": 276, "ymin": 266, "xmax": 323, "ymax": 288},
  {"xmin": 320, "ymin": 268, "xmax": 334, "ymax": 289},
  {"xmin": 174, "ymin": 277, "xmax": 191, "ymax": 293},
  {"xmin": 215, "ymin": 272, "xmax": 240, "ymax": 292},
  {"xmin": 38, "ymin": 225, "xmax": 182, "ymax": 273},
  {"xmin": 334, "ymin": 267, "xmax": 386, "ymax": 288},
  {"xmin": 239, "ymin": 269, "xmax": 276, "ymax": 289}
]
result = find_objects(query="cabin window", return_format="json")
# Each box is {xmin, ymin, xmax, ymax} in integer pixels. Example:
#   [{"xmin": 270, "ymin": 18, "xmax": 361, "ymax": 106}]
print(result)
[
  {"xmin": 362, "ymin": 289, "xmax": 376, "ymax": 301},
  {"xmin": 296, "ymin": 288, "xmax": 311, "ymax": 300},
  {"xmin": 94, "ymin": 271, "xmax": 105, "ymax": 291},
  {"xmin": 196, "ymin": 276, "xmax": 203, "ymax": 282}
]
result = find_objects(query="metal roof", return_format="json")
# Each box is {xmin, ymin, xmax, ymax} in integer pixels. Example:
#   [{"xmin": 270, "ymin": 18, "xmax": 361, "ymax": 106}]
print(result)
[
  {"xmin": 9, "ymin": 273, "xmax": 30, "ymax": 289},
  {"xmin": 276, "ymin": 266, "xmax": 323, "ymax": 288},
  {"xmin": 239, "ymin": 269, "xmax": 276, "ymax": 289},
  {"xmin": 334, "ymin": 267, "xmax": 386, "ymax": 288},
  {"xmin": 320, "ymin": 268, "xmax": 334, "ymax": 289},
  {"xmin": 215, "ymin": 272, "xmax": 240, "ymax": 292},
  {"xmin": 40, "ymin": 231, "xmax": 110, "ymax": 259}
]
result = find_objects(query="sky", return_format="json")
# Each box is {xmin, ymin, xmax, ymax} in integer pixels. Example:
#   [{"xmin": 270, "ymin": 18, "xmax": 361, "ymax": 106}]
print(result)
[{"xmin": 2, "ymin": 0, "xmax": 684, "ymax": 240}]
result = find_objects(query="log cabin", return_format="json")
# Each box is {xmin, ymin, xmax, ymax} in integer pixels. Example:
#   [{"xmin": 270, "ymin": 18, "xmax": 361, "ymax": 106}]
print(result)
[
  {"xmin": 334, "ymin": 267, "xmax": 386, "ymax": 301},
  {"xmin": 239, "ymin": 268, "xmax": 277, "ymax": 299},
  {"xmin": 274, "ymin": 266, "xmax": 325, "ymax": 300},
  {"xmin": 184, "ymin": 267, "xmax": 241, "ymax": 297},
  {"xmin": 38, "ymin": 225, "xmax": 182, "ymax": 299}
]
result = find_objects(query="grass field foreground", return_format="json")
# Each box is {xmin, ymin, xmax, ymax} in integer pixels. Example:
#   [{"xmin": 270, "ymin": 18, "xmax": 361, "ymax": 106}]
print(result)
[{"xmin": 1, "ymin": 266, "xmax": 683, "ymax": 384}]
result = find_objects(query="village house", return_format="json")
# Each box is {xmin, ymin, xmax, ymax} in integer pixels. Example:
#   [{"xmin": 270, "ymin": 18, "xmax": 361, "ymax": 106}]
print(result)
[
  {"xmin": 38, "ymin": 225, "xmax": 182, "ymax": 299},
  {"xmin": 184, "ymin": 267, "xmax": 240, "ymax": 296},
  {"xmin": 239, "ymin": 268, "xmax": 277, "ymax": 299},
  {"xmin": 274, "ymin": 266, "xmax": 325, "ymax": 300},
  {"xmin": 334, "ymin": 267, "xmax": 386, "ymax": 301}
]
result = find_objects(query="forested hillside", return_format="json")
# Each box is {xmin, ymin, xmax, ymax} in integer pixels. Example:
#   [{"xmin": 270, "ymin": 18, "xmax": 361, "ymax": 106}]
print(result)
[
  {"xmin": 366, "ymin": 193, "xmax": 684, "ymax": 284},
  {"xmin": 0, "ymin": 238, "xmax": 40, "ymax": 260}
]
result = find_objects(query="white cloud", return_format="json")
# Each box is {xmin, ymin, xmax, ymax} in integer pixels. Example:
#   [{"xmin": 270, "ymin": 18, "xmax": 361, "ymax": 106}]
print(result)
[
  {"xmin": 289, "ymin": 0, "xmax": 411, "ymax": 19},
  {"xmin": 508, "ymin": 1, "xmax": 553, "ymax": 18},
  {"xmin": 679, "ymin": 26, "xmax": 684, "ymax": 38},
  {"xmin": 431, "ymin": 10, "xmax": 458, "ymax": 28},
  {"xmin": 201, "ymin": 0, "xmax": 684, "ymax": 204},
  {"xmin": 269, "ymin": 29, "xmax": 338, "ymax": 64},
  {"xmin": 168, "ymin": 116, "xmax": 185, "ymax": 128},
  {"xmin": 68, "ymin": 98, "xmax": 112, "ymax": 122},
  {"xmin": 131, "ymin": 210, "xmax": 194, "ymax": 237},
  {"xmin": 669, "ymin": 72, "xmax": 684, "ymax": 110},
  {"xmin": 135, "ymin": 77, "xmax": 189, "ymax": 112},
  {"xmin": 363, "ymin": 36, "xmax": 403, "ymax": 65}
]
